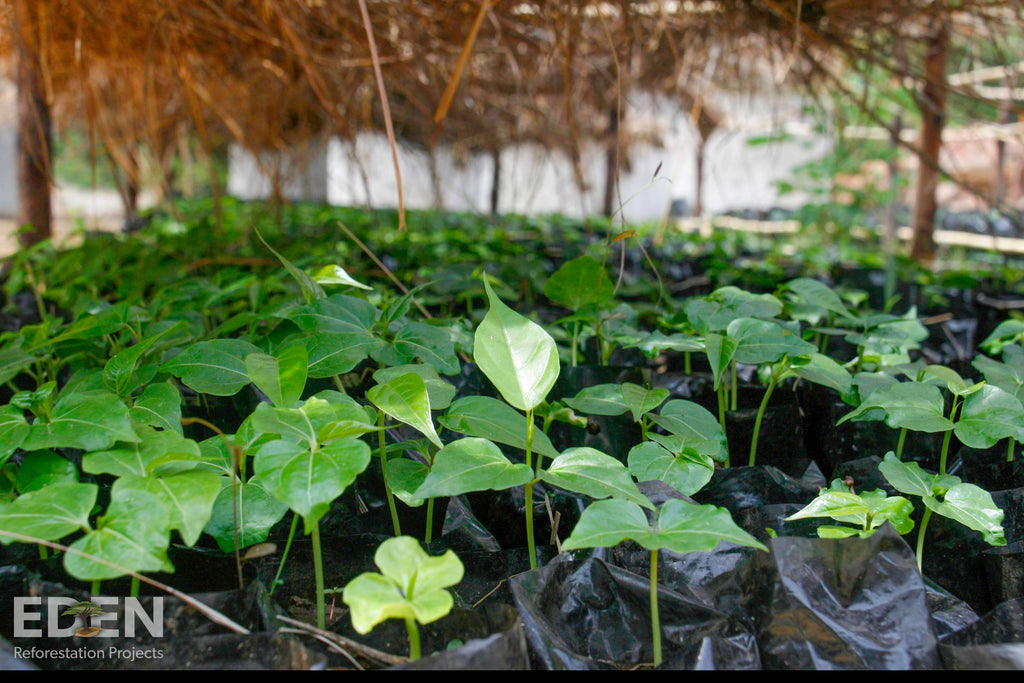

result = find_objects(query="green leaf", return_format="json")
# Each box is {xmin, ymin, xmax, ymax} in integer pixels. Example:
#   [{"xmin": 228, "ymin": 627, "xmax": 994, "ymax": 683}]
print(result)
[
  {"xmin": 973, "ymin": 350, "xmax": 1024, "ymax": 403},
  {"xmin": 203, "ymin": 478, "xmax": 290, "ymax": 553},
  {"xmin": 540, "ymin": 447, "xmax": 653, "ymax": 509},
  {"xmin": 288, "ymin": 294, "xmax": 378, "ymax": 336},
  {"xmin": 373, "ymin": 364, "xmax": 456, "ymax": 411},
  {"xmin": 23, "ymin": 390, "xmax": 138, "ymax": 452},
  {"xmin": 367, "ymin": 373, "xmax": 443, "ymax": 449},
  {"xmin": 703, "ymin": 332, "xmax": 736, "ymax": 390},
  {"xmin": 543, "ymin": 256, "xmax": 614, "ymax": 312},
  {"xmin": 379, "ymin": 322, "xmax": 460, "ymax": 376},
  {"xmin": 647, "ymin": 400, "xmax": 727, "ymax": 461},
  {"xmin": 0, "ymin": 346, "xmax": 39, "ymax": 386},
  {"xmin": 343, "ymin": 536, "xmax": 463, "ymax": 634},
  {"xmin": 245, "ymin": 345, "xmax": 308, "ymax": 407},
  {"xmin": 312, "ymin": 264, "xmax": 373, "ymax": 291},
  {"xmin": 653, "ymin": 498, "xmax": 768, "ymax": 553},
  {"xmin": 82, "ymin": 424, "xmax": 200, "ymax": 478},
  {"xmin": 473, "ymin": 277, "xmax": 559, "ymax": 412},
  {"xmin": 0, "ymin": 405, "xmax": 29, "ymax": 464},
  {"xmin": 789, "ymin": 353, "xmax": 853, "ymax": 396},
  {"xmin": 103, "ymin": 321, "xmax": 186, "ymax": 398},
  {"xmin": 784, "ymin": 278, "xmax": 854, "ymax": 320},
  {"xmin": 439, "ymin": 396, "xmax": 560, "ymax": 459},
  {"xmin": 838, "ymin": 382, "xmax": 954, "ymax": 433},
  {"xmin": 560, "ymin": 499, "xmax": 653, "ymax": 550},
  {"xmin": 116, "ymin": 469, "xmax": 221, "ymax": 547},
  {"xmin": 728, "ymin": 317, "xmax": 817, "ymax": 365},
  {"xmin": 0, "ymin": 481, "xmax": 96, "ymax": 544},
  {"xmin": 414, "ymin": 437, "xmax": 533, "ymax": 499},
  {"xmin": 627, "ymin": 441, "xmax": 714, "ymax": 497},
  {"xmin": 621, "ymin": 383, "xmax": 669, "ymax": 423},
  {"xmin": 386, "ymin": 459, "xmax": 431, "ymax": 507},
  {"xmin": 254, "ymin": 437, "xmax": 370, "ymax": 531},
  {"xmin": 955, "ymin": 384, "xmax": 1024, "ymax": 449},
  {"xmin": 129, "ymin": 382, "xmax": 183, "ymax": 435},
  {"xmin": 160, "ymin": 339, "xmax": 262, "ymax": 396},
  {"xmin": 16, "ymin": 450, "xmax": 78, "ymax": 492},
  {"xmin": 64, "ymin": 485, "xmax": 173, "ymax": 581},
  {"xmin": 923, "ymin": 483, "xmax": 1005, "ymax": 546},
  {"xmin": 301, "ymin": 333, "xmax": 384, "ymax": 379},
  {"xmin": 563, "ymin": 383, "xmax": 628, "ymax": 417}
]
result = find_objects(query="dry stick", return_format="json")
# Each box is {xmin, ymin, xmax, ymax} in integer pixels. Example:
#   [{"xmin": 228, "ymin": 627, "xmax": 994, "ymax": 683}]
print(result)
[
  {"xmin": 276, "ymin": 615, "xmax": 406, "ymax": 667},
  {"xmin": 358, "ymin": 0, "xmax": 405, "ymax": 232},
  {"xmin": 0, "ymin": 530, "xmax": 250, "ymax": 635},
  {"xmin": 277, "ymin": 627, "xmax": 364, "ymax": 670},
  {"xmin": 433, "ymin": 0, "xmax": 492, "ymax": 126},
  {"xmin": 334, "ymin": 220, "xmax": 432, "ymax": 321}
]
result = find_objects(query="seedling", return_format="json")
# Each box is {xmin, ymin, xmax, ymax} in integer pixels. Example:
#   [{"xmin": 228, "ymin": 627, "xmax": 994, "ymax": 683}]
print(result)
[
  {"xmin": 785, "ymin": 478, "xmax": 915, "ymax": 539},
  {"xmin": 562, "ymin": 497, "xmax": 767, "ymax": 667},
  {"xmin": 342, "ymin": 536, "xmax": 464, "ymax": 660},
  {"xmin": 878, "ymin": 451, "xmax": 1005, "ymax": 571}
]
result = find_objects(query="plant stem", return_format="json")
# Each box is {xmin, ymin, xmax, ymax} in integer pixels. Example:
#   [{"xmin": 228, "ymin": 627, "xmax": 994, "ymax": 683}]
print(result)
[
  {"xmin": 571, "ymin": 319, "xmax": 580, "ymax": 368},
  {"xmin": 717, "ymin": 382, "xmax": 730, "ymax": 468},
  {"xmin": 312, "ymin": 520, "xmax": 325, "ymax": 630},
  {"xmin": 684, "ymin": 351, "xmax": 691, "ymax": 375},
  {"xmin": 424, "ymin": 497, "xmax": 435, "ymax": 545},
  {"xmin": 1009, "ymin": 438, "xmax": 1017, "ymax": 463},
  {"xmin": 91, "ymin": 580, "xmax": 101, "ymax": 596},
  {"xmin": 939, "ymin": 397, "xmax": 961, "ymax": 475},
  {"xmin": 405, "ymin": 616, "xmax": 422, "ymax": 660},
  {"xmin": 525, "ymin": 407, "xmax": 537, "ymax": 570},
  {"xmin": 730, "ymin": 362, "xmax": 738, "ymax": 411},
  {"xmin": 650, "ymin": 548, "xmax": 662, "ymax": 668},
  {"xmin": 38, "ymin": 545, "xmax": 47, "ymax": 560},
  {"xmin": 130, "ymin": 576, "xmax": 140, "ymax": 598},
  {"xmin": 896, "ymin": 428, "xmax": 907, "ymax": 460},
  {"xmin": 378, "ymin": 411, "xmax": 401, "ymax": 536},
  {"xmin": 748, "ymin": 373, "xmax": 779, "ymax": 468},
  {"xmin": 916, "ymin": 507, "xmax": 933, "ymax": 573},
  {"xmin": 270, "ymin": 513, "xmax": 300, "ymax": 596}
]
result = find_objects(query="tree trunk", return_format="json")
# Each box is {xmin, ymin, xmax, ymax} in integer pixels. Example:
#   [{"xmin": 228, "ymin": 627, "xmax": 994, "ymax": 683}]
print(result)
[
  {"xmin": 694, "ymin": 136, "xmax": 706, "ymax": 217},
  {"xmin": 14, "ymin": 0, "xmax": 52, "ymax": 248},
  {"xmin": 909, "ymin": 19, "xmax": 949, "ymax": 266}
]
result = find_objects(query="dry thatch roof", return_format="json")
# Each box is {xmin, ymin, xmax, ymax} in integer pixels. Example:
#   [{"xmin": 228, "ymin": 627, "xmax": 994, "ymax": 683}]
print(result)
[{"xmin": 2, "ymin": 1, "xmax": 1023, "ymax": 211}]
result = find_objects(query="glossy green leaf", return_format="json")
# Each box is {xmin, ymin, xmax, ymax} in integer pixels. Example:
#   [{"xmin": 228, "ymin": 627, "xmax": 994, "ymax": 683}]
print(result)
[
  {"xmin": 543, "ymin": 256, "xmax": 614, "ymax": 312},
  {"xmin": 788, "ymin": 353, "xmax": 853, "ymax": 396},
  {"xmin": 103, "ymin": 321, "xmax": 185, "ymax": 398},
  {"xmin": 254, "ymin": 437, "xmax": 370, "ymax": 531},
  {"xmin": 728, "ymin": 317, "xmax": 817, "ymax": 365},
  {"xmin": 23, "ymin": 390, "xmax": 138, "ymax": 452},
  {"xmin": 647, "ymin": 399, "xmax": 727, "ymax": 461},
  {"xmin": 117, "ymin": 469, "xmax": 221, "ymax": 547},
  {"xmin": 922, "ymin": 483, "xmax": 1005, "ymax": 546},
  {"xmin": 245, "ymin": 345, "xmax": 308, "ymax": 407},
  {"xmin": 367, "ymin": 373, "xmax": 443, "ymax": 449},
  {"xmin": 621, "ymin": 383, "xmax": 669, "ymax": 422},
  {"xmin": 386, "ymin": 459, "xmax": 431, "ymax": 507},
  {"xmin": 312, "ymin": 264, "xmax": 373, "ymax": 291},
  {"xmin": 563, "ymin": 383, "xmax": 628, "ymax": 417},
  {"xmin": 0, "ymin": 405, "xmax": 29, "ymax": 464},
  {"xmin": 83, "ymin": 424, "xmax": 201, "ymax": 478},
  {"xmin": 301, "ymin": 332, "xmax": 384, "ymax": 379},
  {"xmin": 838, "ymin": 382, "xmax": 954, "ymax": 433},
  {"xmin": 15, "ymin": 450, "xmax": 77, "ymax": 493},
  {"xmin": 473, "ymin": 277, "xmax": 559, "ymax": 411},
  {"xmin": 375, "ymin": 322, "xmax": 460, "ymax": 376},
  {"xmin": 373, "ymin": 364, "xmax": 456, "ymax": 411},
  {"xmin": 64, "ymin": 486, "xmax": 173, "ymax": 581},
  {"xmin": 627, "ymin": 441, "xmax": 714, "ymax": 497},
  {"xmin": 160, "ymin": 339, "xmax": 262, "ymax": 396},
  {"xmin": 0, "ymin": 481, "xmax": 96, "ymax": 544},
  {"xmin": 415, "ymin": 437, "xmax": 533, "ymax": 499},
  {"xmin": 955, "ymin": 384, "xmax": 1024, "ymax": 449},
  {"xmin": 203, "ymin": 478, "xmax": 290, "ymax": 553},
  {"xmin": 289, "ymin": 294, "xmax": 378, "ymax": 336},
  {"xmin": 541, "ymin": 447, "xmax": 653, "ymax": 509},
  {"xmin": 439, "ymin": 396, "xmax": 559, "ymax": 459}
]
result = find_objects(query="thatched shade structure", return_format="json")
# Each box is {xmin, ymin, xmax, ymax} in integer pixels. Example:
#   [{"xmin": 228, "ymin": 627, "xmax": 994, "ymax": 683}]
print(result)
[{"xmin": 2, "ymin": 1, "xmax": 1022, "ymax": 261}]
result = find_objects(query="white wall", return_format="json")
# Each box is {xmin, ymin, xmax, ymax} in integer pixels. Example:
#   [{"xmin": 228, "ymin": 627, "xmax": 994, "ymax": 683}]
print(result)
[{"xmin": 228, "ymin": 91, "xmax": 830, "ymax": 220}]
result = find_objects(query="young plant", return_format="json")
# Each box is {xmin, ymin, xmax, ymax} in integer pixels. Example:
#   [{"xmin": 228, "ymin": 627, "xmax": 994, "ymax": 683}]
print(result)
[
  {"xmin": 543, "ymin": 255, "xmax": 615, "ymax": 367},
  {"xmin": 877, "ymin": 451, "xmax": 1006, "ymax": 571},
  {"xmin": 342, "ymin": 535, "xmax": 464, "ymax": 661},
  {"xmin": 562, "ymin": 497, "xmax": 767, "ymax": 667},
  {"xmin": 419, "ymin": 278, "xmax": 652, "ymax": 570},
  {"xmin": 785, "ymin": 478, "xmax": 915, "ymax": 539}
]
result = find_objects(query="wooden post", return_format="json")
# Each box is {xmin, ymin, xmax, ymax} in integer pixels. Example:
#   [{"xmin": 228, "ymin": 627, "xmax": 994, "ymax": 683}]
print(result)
[
  {"xmin": 909, "ymin": 18, "xmax": 949, "ymax": 266},
  {"xmin": 602, "ymin": 106, "xmax": 620, "ymax": 218},
  {"xmin": 490, "ymin": 147, "xmax": 501, "ymax": 215},
  {"xmin": 14, "ymin": 0, "xmax": 53, "ymax": 248},
  {"xmin": 694, "ymin": 136, "xmax": 706, "ymax": 217}
]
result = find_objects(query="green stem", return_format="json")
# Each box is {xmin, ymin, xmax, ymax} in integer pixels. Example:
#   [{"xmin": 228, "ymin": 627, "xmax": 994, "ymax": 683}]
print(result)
[
  {"xmin": 270, "ymin": 512, "xmax": 300, "ymax": 596},
  {"xmin": 91, "ymin": 580, "xmax": 101, "ymax": 596},
  {"xmin": 684, "ymin": 351, "xmax": 691, "ymax": 375},
  {"xmin": 378, "ymin": 411, "xmax": 401, "ymax": 536},
  {"xmin": 525, "ymin": 408, "xmax": 537, "ymax": 570},
  {"xmin": 571, "ymin": 319, "xmax": 580, "ymax": 368},
  {"xmin": 405, "ymin": 616, "xmax": 422, "ymax": 660},
  {"xmin": 312, "ymin": 520, "xmax": 325, "ymax": 630},
  {"xmin": 717, "ymin": 383, "xmax": 729, "ymax": 468},
  {"xmin": 425, "ymin": 497, "xmax": 435, "ymax": 545},
  {"xmin": 651, "ymin": 548, "xmax": 662, "ymax": 668},
  {"xmin": 748, "ymin": 372, "xmax": 779, "ymax": 468},
  {"xmin": 730, "ymin": 362, "xmax": 738, "ymax": 411},
  {"xmin": 130, "ymin": 576, "xmax": 140, "ymax": 598},
  {"xmin": 1009, "ymin": 438, "xmax": 1017, "ymax": 464},
  {"xmin": 916, "ymin": 507, "xmax": 933, "ymax": 573},
  {"xmin": 896, "ymin": 428, "xmax": 907, "ymax": 460},
  {"xmin": 939, "ymin": 397, "xmax": 961, "ymax": 475},
  {"xmin": 38, "ymin": 545, "xmax": 47, "ymax": 560}
]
